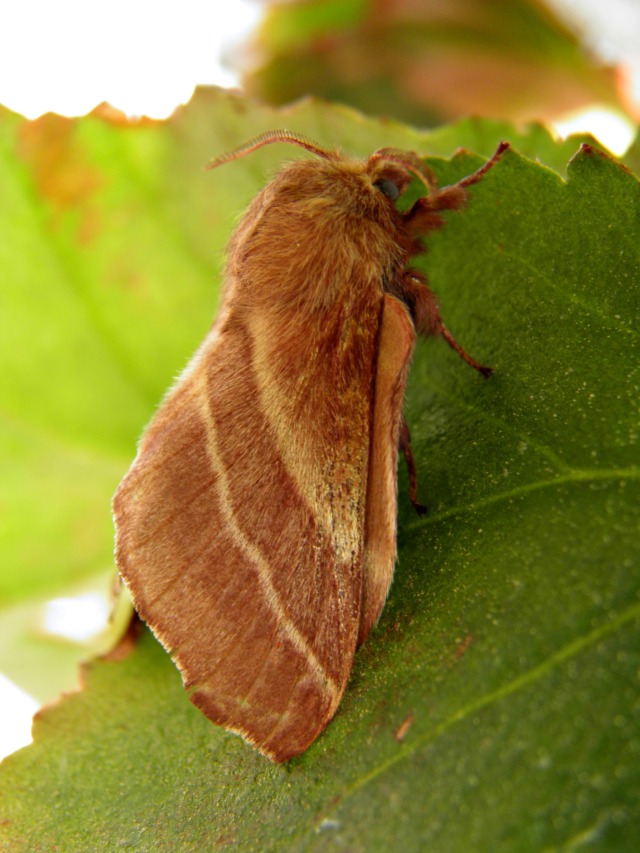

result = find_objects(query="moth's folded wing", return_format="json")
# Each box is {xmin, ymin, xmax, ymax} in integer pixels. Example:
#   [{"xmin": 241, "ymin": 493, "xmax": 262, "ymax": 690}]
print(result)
[
  {"xmin": 113, "ymin": 305, "xmax": 378, "ymax": 762},
  {"xmin": 359, "ymin": 295, "xmax": 416, "ymax": 644}
]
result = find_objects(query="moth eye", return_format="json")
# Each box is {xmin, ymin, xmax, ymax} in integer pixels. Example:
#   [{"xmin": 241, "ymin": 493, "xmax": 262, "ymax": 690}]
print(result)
[{"xmin": 374, "ymin": 178, "xmax": 400, "ymax": 201}]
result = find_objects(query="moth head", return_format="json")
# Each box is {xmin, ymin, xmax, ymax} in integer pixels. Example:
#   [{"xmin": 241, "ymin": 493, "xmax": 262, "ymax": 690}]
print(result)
[
  {"xmin": 206, "ymin": 131, "xmax": 435, "ymax": 204},
  {"xmin": 367, "ymin": 148, "xmax": 438, "ymax": 200}
]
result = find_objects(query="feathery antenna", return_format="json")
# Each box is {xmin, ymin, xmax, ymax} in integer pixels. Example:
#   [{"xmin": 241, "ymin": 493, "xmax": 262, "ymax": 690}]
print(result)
[{"xmin": 205, "ymin": 130, "xmax": 334, "ymax": 171}]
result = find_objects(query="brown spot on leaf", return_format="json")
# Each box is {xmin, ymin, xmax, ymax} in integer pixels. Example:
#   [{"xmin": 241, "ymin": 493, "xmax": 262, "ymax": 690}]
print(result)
[
  {"xmin": 90, "ymin": 101, "xmax": 161, "ymax": 128},
  {"xmin": 17, "ymin": 115, "xmax": 101, "ymax": 211},
  {"xmin": 454, "ymin": 633, "xmax": 473, "ymax": 659},
  {"xmin": 394, "ymin": 711, "xmax": 414, "ymax": 741}
]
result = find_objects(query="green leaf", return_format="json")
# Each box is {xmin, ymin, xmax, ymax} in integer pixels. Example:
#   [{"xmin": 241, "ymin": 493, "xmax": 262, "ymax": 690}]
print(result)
[{"xmin": 1, "ymin": 90, "xmax": 639, "ymax": 851}]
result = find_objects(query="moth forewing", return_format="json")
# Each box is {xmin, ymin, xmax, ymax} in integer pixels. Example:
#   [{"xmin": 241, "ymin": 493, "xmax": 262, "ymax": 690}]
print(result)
[{"xmin": 113, "ymin": 284, "xmax": 372, "ymax": 762}]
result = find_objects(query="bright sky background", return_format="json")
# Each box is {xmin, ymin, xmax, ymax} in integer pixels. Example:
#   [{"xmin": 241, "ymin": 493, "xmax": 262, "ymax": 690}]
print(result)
[
  {"xmin": 0, "ymin": 0, "xmax": 261, "ymax": 119},
  {"xmin": 0, "ymin": 0, "xmax": 637, "ymax": 763}
]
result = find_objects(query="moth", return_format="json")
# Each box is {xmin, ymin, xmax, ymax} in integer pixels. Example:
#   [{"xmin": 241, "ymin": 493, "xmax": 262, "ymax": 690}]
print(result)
[{"xmin": 113, "ymin": 131, "xmax": 507, "ymax": 762}]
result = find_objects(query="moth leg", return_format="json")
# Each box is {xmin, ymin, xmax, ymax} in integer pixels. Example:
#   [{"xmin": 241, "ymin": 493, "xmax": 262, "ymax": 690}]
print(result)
[
  {"xmin": 399, "ymin": 272, "xmax": 493, "ymax": 378},
  {"xmin": 399, "ymin": 417, "xmax": 426, "ymax": 516},
  {"xmin": 455, "ymin": 140, "xmax": 509, "ymax": 190},
  {"xmin": 402, "ymin": 186, "xmax": 466, "ymax": 235},
  {"xmin": 402, "ymin": 141, "xmax": 509, "ymax": 236},
  {"xmin": 438, "ymin": 323, "xmax": 493, "ymax": 377}
]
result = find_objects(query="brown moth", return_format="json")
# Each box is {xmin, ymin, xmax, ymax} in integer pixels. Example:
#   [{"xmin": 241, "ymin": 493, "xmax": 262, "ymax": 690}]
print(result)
[{"xmin": 113, "ymin": 131, "xmax": 507, "ymax": 762}]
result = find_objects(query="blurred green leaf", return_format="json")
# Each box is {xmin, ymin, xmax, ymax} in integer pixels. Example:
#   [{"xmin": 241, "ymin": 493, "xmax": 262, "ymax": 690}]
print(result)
[
  {"xmin": 238, "ymin": 0, "xmax": 622, "ymax": 125},
  {"xmin": 0, "ymin": 89, "xmax": 639, "ymax": 851}
]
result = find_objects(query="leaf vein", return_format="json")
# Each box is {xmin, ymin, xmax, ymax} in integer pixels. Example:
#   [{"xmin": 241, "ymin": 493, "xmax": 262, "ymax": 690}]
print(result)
[{"xmin": 405, "ymin": 466, "xmax": 640, "ymax": 529}]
